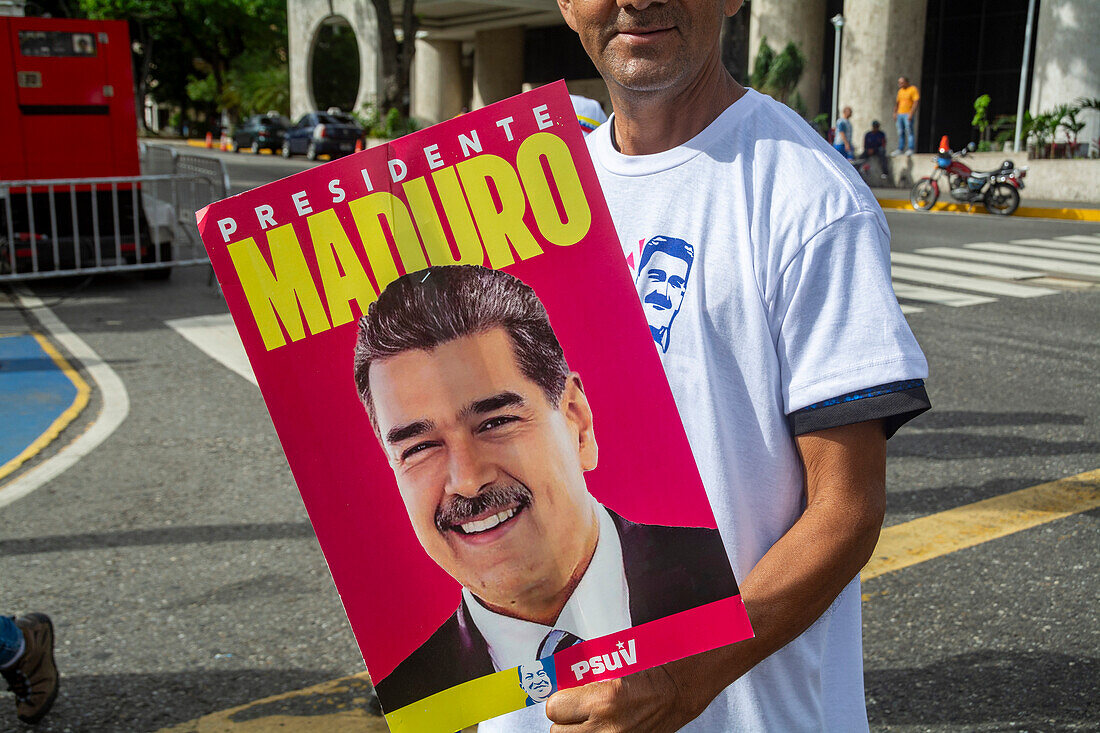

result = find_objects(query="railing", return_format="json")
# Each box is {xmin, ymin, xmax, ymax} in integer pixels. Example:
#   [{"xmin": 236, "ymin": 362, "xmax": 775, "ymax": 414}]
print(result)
[
  {"xmin": 0, "ymin": 145, "xmax": 230, "ymax": 282},
  {"xmin": 0, "ymin": 175, "xmax": 212, "ymax": 281}
]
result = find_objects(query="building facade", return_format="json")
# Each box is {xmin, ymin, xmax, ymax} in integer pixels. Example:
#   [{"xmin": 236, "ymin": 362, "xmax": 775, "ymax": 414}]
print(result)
[{"xmin": 288, "ymin": 0, "xmax": 1099, "ymax": 155}]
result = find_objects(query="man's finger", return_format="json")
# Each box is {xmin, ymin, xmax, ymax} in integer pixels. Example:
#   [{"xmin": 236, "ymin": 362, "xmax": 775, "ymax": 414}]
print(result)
[{"xmin": 545, "ymin": 688, "xmax": 592, "ymax": 725}]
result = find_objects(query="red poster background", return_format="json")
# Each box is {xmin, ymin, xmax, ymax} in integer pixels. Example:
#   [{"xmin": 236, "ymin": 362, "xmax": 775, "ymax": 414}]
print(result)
[{"xmin": 198, "ymin": 82, "xmax": 725, "ymax": 685}]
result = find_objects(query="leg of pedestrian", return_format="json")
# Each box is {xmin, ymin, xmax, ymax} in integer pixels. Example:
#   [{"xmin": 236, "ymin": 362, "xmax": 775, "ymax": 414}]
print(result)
[{"xmin": 0, "ymin": 613, "xmax": 60, "ymax": 725}]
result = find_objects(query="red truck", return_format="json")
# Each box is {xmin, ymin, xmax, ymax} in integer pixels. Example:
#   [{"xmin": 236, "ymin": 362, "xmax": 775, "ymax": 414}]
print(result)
[{"xmin": 1, "ymin": 16, "xmax": 175, "ymax": 278}]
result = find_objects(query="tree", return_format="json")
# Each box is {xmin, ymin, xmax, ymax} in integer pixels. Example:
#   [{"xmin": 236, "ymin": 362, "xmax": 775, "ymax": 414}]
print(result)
[
  {"xmin": 750, "ymin": 38, "xmax": 805, "ymax": 109},
  {"xmin": 80, "ymin": 0, "xmax": 286, "ymax": 128},
  {"xmin": 371, "ymin": 0, "xmax": 417, "ymax": 117},
  {"xmin": 972, "ymin": 94, "xmax": 992, "ymax": 150}
]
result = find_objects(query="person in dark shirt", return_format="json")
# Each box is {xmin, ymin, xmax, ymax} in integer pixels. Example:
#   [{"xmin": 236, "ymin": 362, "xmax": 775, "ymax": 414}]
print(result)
[{"xmin": 858, "ymin": 120, "xmax": 891, "ymax": 181}]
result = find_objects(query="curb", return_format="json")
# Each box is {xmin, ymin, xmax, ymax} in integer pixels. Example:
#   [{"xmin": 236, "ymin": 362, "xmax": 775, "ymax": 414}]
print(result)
[
  {"xmin": 184, "ymin": 139, "xmax": 274, "ymax": 155},
  {"xmin": 878, "ymin": 198, "xmax": 1100, "ymax": 222}
]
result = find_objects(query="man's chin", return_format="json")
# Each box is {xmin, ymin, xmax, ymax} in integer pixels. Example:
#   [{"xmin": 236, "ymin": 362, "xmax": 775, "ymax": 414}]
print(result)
[{"xmin": 603, "ymin": 54, "xmax": 688, "ymax": 94}]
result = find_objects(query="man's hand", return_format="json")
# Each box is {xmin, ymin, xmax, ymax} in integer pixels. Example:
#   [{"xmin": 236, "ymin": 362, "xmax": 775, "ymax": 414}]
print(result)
[
  {"xmin": 545, "ymin": 664, "xmax": 697, "ymax": 732},
  {"xmin": 545, "ymin": 419, "xmax": 888, "ymax": 730}
]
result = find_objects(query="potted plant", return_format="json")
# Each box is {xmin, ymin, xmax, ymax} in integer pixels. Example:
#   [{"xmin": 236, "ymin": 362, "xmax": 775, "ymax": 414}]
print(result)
[
  {"xmin": 972, "ymin": 94, "xmax": 993, "ymax": 152},
  {"xmin": 1074, "ymin": 97, "xmax": 1100, "ymax": 157}
]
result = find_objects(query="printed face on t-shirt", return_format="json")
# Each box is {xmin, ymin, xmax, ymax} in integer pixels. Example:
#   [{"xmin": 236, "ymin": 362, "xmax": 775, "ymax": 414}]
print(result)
[
  {"xmin": 641, "ymin": 251, "xmax": 688, "ymax": 328},
  {"xmin": 636, "ymin": 236, "xmax": 695, "ymax": 352}
]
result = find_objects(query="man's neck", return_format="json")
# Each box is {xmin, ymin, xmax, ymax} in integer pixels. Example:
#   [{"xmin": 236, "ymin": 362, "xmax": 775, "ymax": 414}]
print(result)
[{"xmin": 608, "ymin": 54, "xmax": 746, "ymax": 156}]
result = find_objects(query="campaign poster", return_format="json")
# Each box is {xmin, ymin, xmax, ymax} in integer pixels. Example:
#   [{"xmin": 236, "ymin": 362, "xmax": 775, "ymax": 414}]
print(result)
[{"xmin": 196, "ymin": 82, "xmax": 753, "ymax": 732}]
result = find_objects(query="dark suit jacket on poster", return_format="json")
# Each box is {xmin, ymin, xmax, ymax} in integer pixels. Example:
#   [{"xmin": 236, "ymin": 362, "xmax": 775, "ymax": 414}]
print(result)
[{"xmin": 375, "ymin": 509, "xmax": 739, "ymax": 711}]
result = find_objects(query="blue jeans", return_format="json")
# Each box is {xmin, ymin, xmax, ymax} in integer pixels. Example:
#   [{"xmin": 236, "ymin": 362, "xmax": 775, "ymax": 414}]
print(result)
[
  {"xmin": 896, "ymin": 114, "xmax": 915, "ymax": 153},
  {"xmin": 0, "ymin": 616, "xmax": 24, "ymax": 668}
]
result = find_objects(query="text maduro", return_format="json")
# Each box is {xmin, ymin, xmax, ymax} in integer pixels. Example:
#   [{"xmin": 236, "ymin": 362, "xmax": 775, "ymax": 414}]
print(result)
[{"xmin": 217, "ymin": 121, "xmax": 593, "ymax": 351}]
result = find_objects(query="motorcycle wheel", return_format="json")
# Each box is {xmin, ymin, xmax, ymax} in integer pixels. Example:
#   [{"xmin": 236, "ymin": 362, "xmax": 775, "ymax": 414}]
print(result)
[
  {"xmin": 984, "ymin": 183, "xmax": 1020, "ymax": 216},
  {"xmin": 910, "ymin": 178, "xmax": 939, "ymax": 210}
]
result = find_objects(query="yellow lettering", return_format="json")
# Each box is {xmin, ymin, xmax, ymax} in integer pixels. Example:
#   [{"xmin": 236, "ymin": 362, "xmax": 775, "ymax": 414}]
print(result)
[
  {"xmin": 348, "ymin": 191, "xmax": 427, "ymax": 292},
  {"xmin": 516, "ymin": 132, "xmax": 592, "ymax": 247},
  {"xmin": 307, "ymin": 208, "xmax": 378, "ymax": 327},
  {"xmin": 227, "ymin": 225, "xmax": 331, "ymax": 351},
  {"xmin": 403, "ymin": 171, "xmax": 484, "ymax": 267},
  {"xmin": 457, "ymin": 154, "xmax": 543, "ymax": 269}
]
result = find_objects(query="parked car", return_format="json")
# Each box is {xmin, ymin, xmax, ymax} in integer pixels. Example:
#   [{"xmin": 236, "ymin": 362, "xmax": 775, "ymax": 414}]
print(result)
[
  {"xmin": 281, "ymin": 110, "xmax": 364, "ymax": 160},
  {"xmin": 231, "ymin": 114, "xmax": 289, "ymax": 154}
]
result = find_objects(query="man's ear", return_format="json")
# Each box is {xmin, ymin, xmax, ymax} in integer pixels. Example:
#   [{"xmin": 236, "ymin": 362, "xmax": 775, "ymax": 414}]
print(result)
[
  {"xmin": 724, "ymin": 0, "xmax": 744, "ymax": 18},
  {"xmin": 558, "ymin": 0, "xmax": 579, "ymax": 33},
  {"xmin": 560, "ymin": 373, "xmax": 597, "ymax": 471}
]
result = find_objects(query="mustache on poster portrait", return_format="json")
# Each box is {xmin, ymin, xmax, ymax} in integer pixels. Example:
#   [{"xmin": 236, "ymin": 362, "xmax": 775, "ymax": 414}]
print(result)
[{"xmin": 435, "ymin": 483, "xmax": 534, "ymax": 533}]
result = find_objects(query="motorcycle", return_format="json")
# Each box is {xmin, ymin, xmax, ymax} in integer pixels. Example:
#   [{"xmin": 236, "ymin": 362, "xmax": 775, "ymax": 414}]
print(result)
[{"xmin": 910, "ymin": 139, "xmax": 1028, "ymax": 216}]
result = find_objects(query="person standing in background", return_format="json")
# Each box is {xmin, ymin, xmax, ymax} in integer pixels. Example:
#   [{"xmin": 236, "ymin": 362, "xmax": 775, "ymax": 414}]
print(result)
[
  {"xmin": 834, "ymin": 106, "xmax": 854, "ymax": 160},
  {"xmin": 893, "ymin": 77, "xmax": 920, "ymax": 155}
]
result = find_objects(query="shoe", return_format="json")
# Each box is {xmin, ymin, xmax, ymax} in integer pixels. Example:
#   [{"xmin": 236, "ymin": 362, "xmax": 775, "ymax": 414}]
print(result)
[
  {"xmin": 906, "ymin": 150, "xmax": 914, "ymax": 156},
  {"xmin": 1, "ymin": 614, "xmax": 59, "ymax": 725},
  {"xmin": 889, "ymin": 150, "xmax": 901, "ymax": 157}
]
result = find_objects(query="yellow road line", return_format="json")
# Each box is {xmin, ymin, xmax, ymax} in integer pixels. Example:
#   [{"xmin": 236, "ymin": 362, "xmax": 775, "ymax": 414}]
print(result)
[
  {"xmin": 878, "ymin": 198, "xmax": 1100, "ymax": 222},
  {"xmin": 156, "ymin": 673, "xmax": 390, "ymax": 733},
  {"xmin": 0, "ymin": 333, "xmax": 91, "ymax": 482},
  {"xmin": 162, "ymin": 469, "xmax": 1100, "ymax": 731},
  {"xmin": 863, "ymin": 468, "xmax": 1100, "ymax": 581}
]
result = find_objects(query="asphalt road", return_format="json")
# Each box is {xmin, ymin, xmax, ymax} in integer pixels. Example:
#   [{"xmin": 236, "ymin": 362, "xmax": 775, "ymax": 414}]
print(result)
[{"xmin": 1, "ymin": 151, "xmax": 1097, "ymax": 732}]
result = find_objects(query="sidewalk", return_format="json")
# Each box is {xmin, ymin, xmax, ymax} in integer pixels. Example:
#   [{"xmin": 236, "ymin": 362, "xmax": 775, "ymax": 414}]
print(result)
[{"xmin": 871, "ymin": 187, "xmax": 1100, "ymax": 222}]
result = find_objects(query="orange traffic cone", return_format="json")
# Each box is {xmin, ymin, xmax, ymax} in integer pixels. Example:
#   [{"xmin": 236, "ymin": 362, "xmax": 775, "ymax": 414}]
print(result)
[
  {"xmin": 938, "ymin": 135, "xmax": 950, "ymax": 153},
  {"xmin": 205, "ymin": 131, "xmax": 213, "ymax": 148},
  {"xmin": 220, "ymin": 133, "xmax": 229, "ymax": 151},
  {"xmin": 354, "ymin": 138, "xmax": 363, "ymax": 153}
]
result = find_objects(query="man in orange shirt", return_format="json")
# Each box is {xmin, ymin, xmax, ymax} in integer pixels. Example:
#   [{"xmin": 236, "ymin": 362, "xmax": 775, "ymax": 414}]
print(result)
[{"xmin": 892, "ymin": 76, "xmax": 920, "ymax": 155}]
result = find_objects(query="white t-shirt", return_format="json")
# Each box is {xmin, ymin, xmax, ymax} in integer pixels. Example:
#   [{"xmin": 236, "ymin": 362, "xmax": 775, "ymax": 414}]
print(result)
[{"xmin": 485, "ymin": 88, "xmax": 927, "ymax": 731}]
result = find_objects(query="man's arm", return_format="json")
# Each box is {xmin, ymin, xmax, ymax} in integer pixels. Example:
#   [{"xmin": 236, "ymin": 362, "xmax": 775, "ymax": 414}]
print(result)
[{"xmin": 545, "ymin": 419, "xmax": 887, "ymax": 732}]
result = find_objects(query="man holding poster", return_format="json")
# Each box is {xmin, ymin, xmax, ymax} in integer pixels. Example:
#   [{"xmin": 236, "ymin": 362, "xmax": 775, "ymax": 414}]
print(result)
[
  {"xmin": 527, "ymin": 0, "xmax": 932, "ymax": 731},
  {"xmin": 352, "ymin": 265, "xmax": 738, "ymax": 710}
]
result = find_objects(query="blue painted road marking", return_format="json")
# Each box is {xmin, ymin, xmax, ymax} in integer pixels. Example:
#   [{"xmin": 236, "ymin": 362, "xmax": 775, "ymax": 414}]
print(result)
[{"xmin": 0, "ymin": 334, "xmax": 79, "ymax": 468}]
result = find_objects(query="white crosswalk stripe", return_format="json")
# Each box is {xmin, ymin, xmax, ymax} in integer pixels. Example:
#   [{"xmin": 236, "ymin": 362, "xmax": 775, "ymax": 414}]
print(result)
[
  {"xmin": 890, "ymin": 251, "xmax": 1043, "ymax": 279},
  {"xmin": 167, "ymin": 313, "xmax": 256, "ymax": 386},
  {"xmin": 892, "ymin": 282, "xmax": 996, "ymax": 307},
  {"xmin": 1056, "ymin": 235, "xmax": 1100, "ymax": 246},
  {"xmin": 1010, "ymin": 238, "xmax": 1100, "ymax": 256},
  {"xmin": 888, "ymin": 232, "xmax": 1100, "ymax": 314},
  {"xmin": 916, "ymin": 246, "xmax": 1100, "ymax": 279},
  {"xmin": 890, "ymin": 265, "xmax": 1058, "ymax": 298},
  {"xmin": 969, "ymin": 242, "xmax": 1100, "ymax": 265}
]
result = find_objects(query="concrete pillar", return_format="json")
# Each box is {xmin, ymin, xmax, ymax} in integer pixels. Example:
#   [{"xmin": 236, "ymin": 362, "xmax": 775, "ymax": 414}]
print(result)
[
  {"xmin": 472, "ymin": 27, "xmax": 524, "ymax": 109},
  {"xmin": 838, "ymin": 0, "xmax": 928, "ymax": 160},
  {"xmin": 748, "ymin": 0, "xmax": 826, "ymax": 116},
  {"xmin": 1029, "ymin": 0, "xmax": 1100, "ymax": 154},
  {"xmin": 288, "ymin": 0, "xmax": 378, "ymax": 121},
  {"xmin": 411, "ymin": 39, "xmax": 465, "ymax": 125}
]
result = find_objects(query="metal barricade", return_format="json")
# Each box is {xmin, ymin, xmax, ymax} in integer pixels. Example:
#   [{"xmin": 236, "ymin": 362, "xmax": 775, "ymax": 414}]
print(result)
[
  {"xmin": 0, "ymin": 145, "xmax": 231, "ymax": 281},
  {"xmin": 0, "ymin": 174, "xmax": 214, "ymax": 282}
]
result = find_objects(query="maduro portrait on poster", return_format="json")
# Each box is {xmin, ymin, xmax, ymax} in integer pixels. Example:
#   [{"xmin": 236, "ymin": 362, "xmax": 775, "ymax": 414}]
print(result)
[
  {"xmin": 196, "ymin": 82, "xmax": 753, "ymax": 733},
  {"xmin": 352, "ymin": 264, "xmax": 740, "ymax": 709}
]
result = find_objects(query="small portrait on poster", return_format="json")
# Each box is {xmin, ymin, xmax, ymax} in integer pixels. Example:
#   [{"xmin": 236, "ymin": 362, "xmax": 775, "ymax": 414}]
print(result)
[
  {"xmin": 518, "ymin": 658, "xmax": 557, "ymax": 706},
  {"xmin": 352, "ymin": 265, "xmax": 738, "ymax": 709}
]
